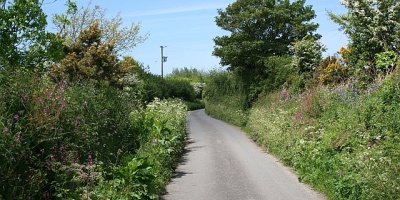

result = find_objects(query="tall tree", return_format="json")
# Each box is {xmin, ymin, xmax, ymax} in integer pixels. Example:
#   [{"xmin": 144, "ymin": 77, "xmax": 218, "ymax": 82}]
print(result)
[
  {"xmin": 213, "ymin": 0, "xmax": 319, "ymax": 74},
  {"xmin": 329, "ymin": 0, "xmax": 400, "ymax": 68},
  {"xmin": 0, "ymin": 0, "xmax": 64, "ymax": 70}
]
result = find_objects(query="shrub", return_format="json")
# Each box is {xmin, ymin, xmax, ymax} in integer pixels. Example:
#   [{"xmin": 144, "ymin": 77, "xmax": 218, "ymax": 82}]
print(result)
[
  {"xmin": 165, "ymin": 78, "xmax": 196, "ymax": 102},
  {"xmin": 375, "ymin": 51, "xmax": 398, "ymax": 75},
  {"xmin": 318, "ymin": 60, "xmax": 352, "ymax": 85},
  {"xmin": 0, "ymin": 66, "xmax": 188, "ymax": 199},
  {"xmin": 290, "ymin": 36, "xmax": 326, "ymax": 75}
]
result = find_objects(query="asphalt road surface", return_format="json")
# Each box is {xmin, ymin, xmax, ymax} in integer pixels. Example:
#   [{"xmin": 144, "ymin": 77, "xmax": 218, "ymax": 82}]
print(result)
[{"xmin": 161, "ymin": 109, "xmax": 325, "ymax": 200}]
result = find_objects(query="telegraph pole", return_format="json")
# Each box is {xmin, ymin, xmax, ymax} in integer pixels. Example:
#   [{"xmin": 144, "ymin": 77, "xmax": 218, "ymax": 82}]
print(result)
[{"xmin": 160, "ymin": 46, "xmax": 167, "ymax": 78}]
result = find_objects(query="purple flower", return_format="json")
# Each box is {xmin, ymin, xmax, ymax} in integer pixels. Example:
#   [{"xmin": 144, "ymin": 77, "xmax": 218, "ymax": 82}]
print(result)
[
  {"xmin": 14, "ymin": 114, "xmax": 20, "ymax": 121},
  {"xmin": 14, "ymin": 135, "xmax": 20, "ymax": 143},
  {"xmin": 46, "ymin": 160, "xmax": 51, "ymax": 170},
  {"xmin": 88, "ymin": 154, "xmax": 93, "ymax": 166},
  {"xmin": 21, "ymin": 93, "xmax": 28, "ymax": 103},
  {"xmin": 3, "ymin": 127, "xmax": 8, "ymax": 133},
  {"xmin": 74, "ymin": 118, "xmax": 79, "ymax": 127}
]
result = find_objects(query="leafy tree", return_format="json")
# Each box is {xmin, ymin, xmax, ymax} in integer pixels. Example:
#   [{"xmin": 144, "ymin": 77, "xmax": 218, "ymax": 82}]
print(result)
[
  {"xmin": 213, "ymin": 0, "xmax": 319, "ymax": 104},
  {"xmin": 53, "ymin": 0, "xmax": 148, "ymax": 55},
  {"xmin": 168, "ymin": 67, "xmax": 205, "ymax": 82},
  {"xmin": 290, "ymin": 35, "xmax": 326, "ymax": 75},
  {"xmin": 0, "ymin": 0, "xmax": 64, "ymax": 70},
  {"xmin": 213, "ymin": 0, "xmax": 320, "ymax": 74},
  {"xmin": 329, "ymin": 0, "xmax": 400, "ymax": 69}
]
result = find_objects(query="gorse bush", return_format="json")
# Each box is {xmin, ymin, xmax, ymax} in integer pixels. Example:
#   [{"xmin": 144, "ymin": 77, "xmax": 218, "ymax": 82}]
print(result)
[{"xmin": 318, "ymin": 56, "xmax": 352, "ymax": 85}]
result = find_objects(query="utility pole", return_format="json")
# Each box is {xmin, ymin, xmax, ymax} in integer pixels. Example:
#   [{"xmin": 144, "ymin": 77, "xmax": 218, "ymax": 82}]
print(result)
[{"xmin": 160, "ymin": 46, "xmax": 167, "ymax": 78}]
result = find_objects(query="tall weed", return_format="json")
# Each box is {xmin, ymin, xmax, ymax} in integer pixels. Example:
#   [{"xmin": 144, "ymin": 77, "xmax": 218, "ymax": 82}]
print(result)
[{"xmin": 0, "ymin": 68, "xmax": 188, "ymax": 199}]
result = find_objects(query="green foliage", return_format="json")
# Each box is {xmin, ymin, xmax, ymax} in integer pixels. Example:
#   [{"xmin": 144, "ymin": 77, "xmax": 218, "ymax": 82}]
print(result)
[
  {"xmin": 134, "ymin": 66, "xmax": 197, "ymax": 103},
  {"xmin": 259, "ymin": 55, "xmax": 294, "ymax": 92},
  {"xmin": 167, "ymin": 67, "xmax": 207, "ymax": 99},
  {"xmin": 213, "ymin": 0, "xmax": 319, "ymax": 73},
  {"xmin": 168, "ymin": 67, "xmax": 205, "ymax": 83},
  {"xmin": 184, "ymin": 99, "xmax": 205, "ymax": 111},
  {"xmin": 244, "ymin": 74, "xmax": 400, "ymax": 199},
  {"xmin": 0, "ymin": 0, "xmax": 64, "ymax": 70},
  {"xmin": 213, "ymin": 0, "xmax": 319, "ymax": 103},
  {"xmin": 329, "ymin": 0, "xmax": 400, "ymax": 71},
  {"xmin": 290, "ymin": 36, "xmax": 326, "ymax": 75},
  {"xmin": 375, "ymin": 50, "xmax": 398, "ymax": 74},
  {"xmin": 0, "ymin": 67, "xmax": 188, "ymax": 199},
  {"xmin": 165, "ymin": 78, "xmax": 196, "ymax": 102},
  {"xmin": 203, "ymin": 70, "xmax": 249, "ymax": 126}
]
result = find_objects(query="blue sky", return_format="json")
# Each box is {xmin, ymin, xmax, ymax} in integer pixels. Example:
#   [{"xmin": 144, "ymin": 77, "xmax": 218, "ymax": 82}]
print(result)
[{"xmin": 43, "ymin": 0, "xmax": 348, "ymax": 75}]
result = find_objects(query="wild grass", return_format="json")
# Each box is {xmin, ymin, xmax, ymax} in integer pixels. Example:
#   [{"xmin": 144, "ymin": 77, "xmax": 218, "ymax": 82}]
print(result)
[
  {"xmin": 246, "ymin": 73, "xmax": 400, "ymax": 199},
  {"xmin": 204, "ymin": 68, "xmax": 400, "ymax": 199}
]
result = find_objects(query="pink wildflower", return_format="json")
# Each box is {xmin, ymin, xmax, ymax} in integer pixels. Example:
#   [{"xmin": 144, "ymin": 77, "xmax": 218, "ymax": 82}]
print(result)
[{"xmin": 88, "ymin": 154, "xmax": 93, "ymax": 166}]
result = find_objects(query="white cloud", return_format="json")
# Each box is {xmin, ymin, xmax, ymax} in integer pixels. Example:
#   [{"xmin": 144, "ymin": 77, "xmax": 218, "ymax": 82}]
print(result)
[{"xmin": 127, "ymin": 3, "xmax": 226, "ymax": 17}]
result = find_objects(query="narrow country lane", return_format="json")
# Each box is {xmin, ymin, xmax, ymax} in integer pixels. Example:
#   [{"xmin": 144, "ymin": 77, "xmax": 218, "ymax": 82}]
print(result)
[{"xmin": 161, "ymin": 109, "xmax": 325, "ymax": 200}]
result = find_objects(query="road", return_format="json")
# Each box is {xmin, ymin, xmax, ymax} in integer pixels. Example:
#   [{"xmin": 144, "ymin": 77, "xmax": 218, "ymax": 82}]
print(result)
[{"xmin": 161, "ymin": 109, "xmax": 325, "ymax": 200}]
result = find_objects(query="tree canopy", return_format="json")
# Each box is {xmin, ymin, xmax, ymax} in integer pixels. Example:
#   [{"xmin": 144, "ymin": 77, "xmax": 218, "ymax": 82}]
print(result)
[
  {"xmin": 329, "ymin": 0, "xmax": 400, "ymax": 68},
  {"xmin": 0, "ymin": 0, "xmax": 63, "ymax": 70},
  {"xmin": 213, "ymin": 0, "xmax": 320, "ymax": 73}
]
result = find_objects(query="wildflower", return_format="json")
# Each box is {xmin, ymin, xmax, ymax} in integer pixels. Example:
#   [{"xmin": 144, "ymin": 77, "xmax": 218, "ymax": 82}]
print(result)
[
  {"xmin": 14, "ymin": 114, "xmax": 20, "ymax": 121},
  {"xmin": 3, "ymin": 127, "xmax": 8, "ymax": 133},
  {"xmin": 80, "ymin": 174, "xmax": 85, "ymax": 179},
  {"xmin": 88, "ymin": 154, "xmax": 93, "ymax": 166},
  {"xmin": 74, "ymin": 118, "xmax": 79, "ymax": 127},
  {"xmin": 84, "ymin": 100, "xmax": 88, "ymax": 106},
  {"xmin": 14, "ymin": 134, "xmax": 20, "ymax": 143},
  {"xmin": 21, "ymin": 93, "xmax": 28, "ymax": 103},
  {"xmin": 367, "ymin": 142, "xmax": 373, "ymax": 149},
  {"xmin": 46, "ymin": 160, "xmax": 51, "ymax": 170}
]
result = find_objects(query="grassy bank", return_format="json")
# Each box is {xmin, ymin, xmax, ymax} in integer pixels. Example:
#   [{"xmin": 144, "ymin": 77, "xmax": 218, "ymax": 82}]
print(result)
[{"xmin": 205, "ymin": 70, "xmax": 400, "ymax": 199}]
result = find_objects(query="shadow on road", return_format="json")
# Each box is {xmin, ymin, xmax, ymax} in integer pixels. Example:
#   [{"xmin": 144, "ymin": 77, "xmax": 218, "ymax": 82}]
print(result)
[
  {"xmin": 171, "ymin": 138, "xmax": 204, "ymax": 179},
  {"xmin": 160, "ymin": 138, "xmax": 205, "ymax": 199}
]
